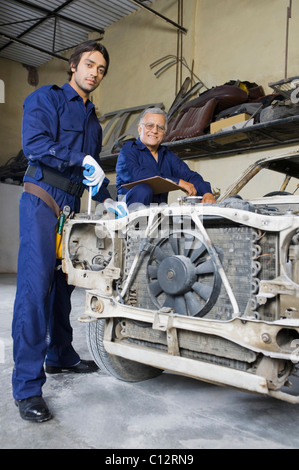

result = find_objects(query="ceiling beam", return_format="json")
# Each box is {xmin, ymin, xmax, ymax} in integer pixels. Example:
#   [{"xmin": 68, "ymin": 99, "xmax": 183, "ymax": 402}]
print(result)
[
  {"xmin": 7, "ymin": 0, "xmax": 105, "ymax": 34},
  {"xmin": 0, "ymin": 32, "xmax": 69, "ymax": 62},
  {"xmin": 129, "ymin": 0, "xmax": 188, "ymax": 34},
  {"xmin": 0, "ymin": 0, "xmax": 104, "ymax": 55}
]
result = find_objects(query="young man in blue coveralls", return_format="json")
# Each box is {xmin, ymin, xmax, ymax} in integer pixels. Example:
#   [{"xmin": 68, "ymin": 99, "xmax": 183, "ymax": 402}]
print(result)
[
  {"xmin": 12, "ymin": 40, "xmax": 111, "ymax": 422},
  {"xmin": 116, "ymin": 107, "xmax": 216, "ymax": 206}
]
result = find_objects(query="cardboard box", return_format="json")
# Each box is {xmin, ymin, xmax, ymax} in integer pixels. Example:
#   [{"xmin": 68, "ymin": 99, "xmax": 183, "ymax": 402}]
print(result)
[{"xmin": 210, "ymin": 113, "xmax": 252, "ymax": 134}]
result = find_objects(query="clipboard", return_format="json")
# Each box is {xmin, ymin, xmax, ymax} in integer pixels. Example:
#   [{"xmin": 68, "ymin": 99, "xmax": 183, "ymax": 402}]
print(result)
[{"xmin": 122, "ymin": 176, "xmax": 182, "ymax": 195}]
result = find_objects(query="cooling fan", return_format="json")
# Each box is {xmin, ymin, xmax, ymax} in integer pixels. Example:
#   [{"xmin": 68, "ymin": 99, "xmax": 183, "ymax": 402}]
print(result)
[{"xmin": 147, "ymin": 230, "xmax": 222, "ymax": 317}]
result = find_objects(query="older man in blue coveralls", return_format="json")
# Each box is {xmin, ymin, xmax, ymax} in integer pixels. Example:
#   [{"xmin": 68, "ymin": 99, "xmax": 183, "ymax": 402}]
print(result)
[
  {"xmin": 116, "ymin": 107, "xmax": 216, "ymax": 206},
  {"xmin": 12, "ymin": 40, "xmax": 110, "ymax": 422}
]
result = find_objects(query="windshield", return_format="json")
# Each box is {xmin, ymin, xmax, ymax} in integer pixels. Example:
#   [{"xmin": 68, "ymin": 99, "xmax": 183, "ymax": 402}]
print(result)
[{"xmin": 238, "ymin": 167, "xmax": 299, "ymax": 199}]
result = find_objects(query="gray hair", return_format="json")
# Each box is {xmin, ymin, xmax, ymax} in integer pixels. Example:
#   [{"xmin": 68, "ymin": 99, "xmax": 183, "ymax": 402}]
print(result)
[{"xmin": 139, "ymin": 107, "xmax": 168, "ymax": 130}]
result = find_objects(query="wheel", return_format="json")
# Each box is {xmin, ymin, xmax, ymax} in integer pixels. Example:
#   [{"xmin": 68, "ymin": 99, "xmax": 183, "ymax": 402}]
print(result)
[
  {"xmin": 263, "ymin": 191, "xmax": 292, "ymax": 197},
  {"xmin": 147, "ymin": 230, "xmax": 222, "ymax": 317},
  {"xmin": 86, "ymin": 319, "xmax": 163, "ymax": 382}
]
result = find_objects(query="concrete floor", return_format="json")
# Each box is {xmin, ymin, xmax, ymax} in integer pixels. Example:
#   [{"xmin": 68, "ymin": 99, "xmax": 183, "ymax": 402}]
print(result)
[{"xmin": 1, "ymin": 273, "xmax": 299, "ymax": 450}]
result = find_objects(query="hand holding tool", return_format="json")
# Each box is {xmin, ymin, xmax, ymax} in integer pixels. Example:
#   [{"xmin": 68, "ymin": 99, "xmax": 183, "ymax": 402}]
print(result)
[{"xmin": 82, "ymin": 155, "xmax": 105, "ymax": 196}]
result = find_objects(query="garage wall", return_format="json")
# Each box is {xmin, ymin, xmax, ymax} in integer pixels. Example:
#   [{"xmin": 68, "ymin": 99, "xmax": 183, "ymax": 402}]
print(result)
[
  {"xmin": 93, "ymin": 0, "xmax": 299, "ymax": 196},
  {"xmin": 0, "ymin": 59, "xmax": 32, "ymax": 164},
  {"xmin": 1, "ymin": 0, "xmax": 299, "ymax": 167},
  {"xmin": 0, "ymin": 57, "xmax": 68, "ymax": 166},
  {"xmin": 93, "ymin": 0, "xmax": 195, "ymax": 114},
  {"xmin": 97, "ymin": 0, "xmax": 299, "ymax": 112},
  {"xmin": 0, "ymin": 183, "xmax": 23, "ymax": 273},
  {"xmin": 1, "ymin": 0, "xmax": 299, "ymax": 272},
  {"xmin": 195, "ymin": 0, "xmax": 298, "ymax": 92}
]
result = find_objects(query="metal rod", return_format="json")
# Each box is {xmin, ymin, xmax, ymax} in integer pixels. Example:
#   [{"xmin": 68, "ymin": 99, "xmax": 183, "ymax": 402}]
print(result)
[
  {"xmin": 129, "ymin": 0, "xmax": 187, "ymax": 34},
  {"xmin": 11, "ymin": 0, "xmax": 104, "ymax": 34},
  {"xmin": 0, "ymin": 0, "xmax": 104, "ymax": 55},
  {"xmin": 0, "ymin": 17, "xmax": 46, "ymax": 26},
  {"xmin": 52, "ymin": 16, "xmax": 57, "ymax": 54},
  {"xmin": 87, "ymin": 187, "xmax": 92, "ymax": 217},
  {"xmin": 0, "ymin": 33, "xmax": 69, "ymax": 61},
  {"xmin": 285, "ymin": 0, "xmax": 292, "ymax": 80},
  {"xmin": 150, "ymin": 54, "xmax": 176, "ymax": 68},
  {"xmin": 176, "ymin": 1, "xmax": 180, "ymax": 94},
  {"xmin": 176, "ymin": 0, "xmax": 184, "ymax": 94},
  {"xmin": 154, "ymin": 59, "xmax": 178, "ymax": 77}
]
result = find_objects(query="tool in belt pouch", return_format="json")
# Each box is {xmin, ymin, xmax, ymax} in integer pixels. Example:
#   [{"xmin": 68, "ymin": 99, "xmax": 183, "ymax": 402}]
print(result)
[
  {"xmin": 23, "ymin": 184, "xmax": 70, "ymax": 259},
  {"xmin": 56, "ymin": 206, "xmax": 71, "ymax": 259}
]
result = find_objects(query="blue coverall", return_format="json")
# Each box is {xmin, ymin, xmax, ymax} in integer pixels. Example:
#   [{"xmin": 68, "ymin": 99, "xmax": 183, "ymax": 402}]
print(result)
[
  {"xmin": 12, "ymin": 83, "xmax": 110, "ymax": 400},
  {"xmin": 116, "ymin": 138, "xmax": 212, "ymax": 205}
]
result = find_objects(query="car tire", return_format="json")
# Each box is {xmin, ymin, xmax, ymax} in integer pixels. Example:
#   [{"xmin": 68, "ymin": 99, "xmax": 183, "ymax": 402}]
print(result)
[{"xmin": 86, "ymin": 319, "xmax": 163, "ymax": 382}]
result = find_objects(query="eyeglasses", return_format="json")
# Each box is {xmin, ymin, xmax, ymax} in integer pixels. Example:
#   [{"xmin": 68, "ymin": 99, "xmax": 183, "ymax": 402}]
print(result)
[{"xmin": 141, "ymin": 122, "xmax": 166, "ymax": 133}]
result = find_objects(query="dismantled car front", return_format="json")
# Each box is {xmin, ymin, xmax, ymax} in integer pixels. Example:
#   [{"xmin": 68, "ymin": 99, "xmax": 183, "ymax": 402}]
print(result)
[{"xmin": 62, "ymin": 150, "xmax": 299, "ymax": 403}]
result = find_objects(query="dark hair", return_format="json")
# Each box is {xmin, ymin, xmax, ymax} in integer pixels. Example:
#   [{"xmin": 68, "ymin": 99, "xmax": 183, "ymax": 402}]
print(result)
[{"xmin": 68, "ymin": 40, "xmax": 110, "ymax": 80}]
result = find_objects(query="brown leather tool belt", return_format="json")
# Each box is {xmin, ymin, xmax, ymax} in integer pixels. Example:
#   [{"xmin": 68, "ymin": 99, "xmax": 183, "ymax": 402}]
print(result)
[{"xmin": 23, "ymin": 182, "xmax": 60, "ymax": 218}]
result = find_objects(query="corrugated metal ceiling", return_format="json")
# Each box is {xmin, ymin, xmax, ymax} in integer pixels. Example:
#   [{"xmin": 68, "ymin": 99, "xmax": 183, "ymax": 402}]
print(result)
[{"xmin": 0, "ymin": 0, "xmax": 153, "ymax": 67}]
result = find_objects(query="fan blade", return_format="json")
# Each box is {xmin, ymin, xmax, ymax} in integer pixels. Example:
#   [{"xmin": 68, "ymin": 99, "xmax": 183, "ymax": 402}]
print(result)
[
  {"xmin": 149, "ymin": 280, "xmax": 163, "ymax": 298},
  {"xmin": 184, "ymin": 235, "xmax": 194, "ymax": 257},
  {"xmin": 184, "ymin": 291, "xmax": 201, "ymax": 316},
  {"xmin": 174, "ymin": 296, "xmax": 187, "ymax": 315},
  {"xmin": 153, "ymin": 245, "xmax": 167, "ymax": 262},
  {"xmin": 192, "ymin": 281, "xmax": 213, "ymax": 301},
  {"xmin": 169, "ymin": 234, "xmax": 179, "ymax": 255},
  {"xmin": 190, "ymin": 242, "xmax": 206, "ymax": 263},
  {"xmin": 148, "ymin": 264, "xmax": 158, "ymax": 279},
  {"xmin": 195, "ymin": 259, "xmax": 215, "ymax": 274},
  {"xmin": 163, "ymin": 294, "xmax": 175, "ymax": 309}
]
